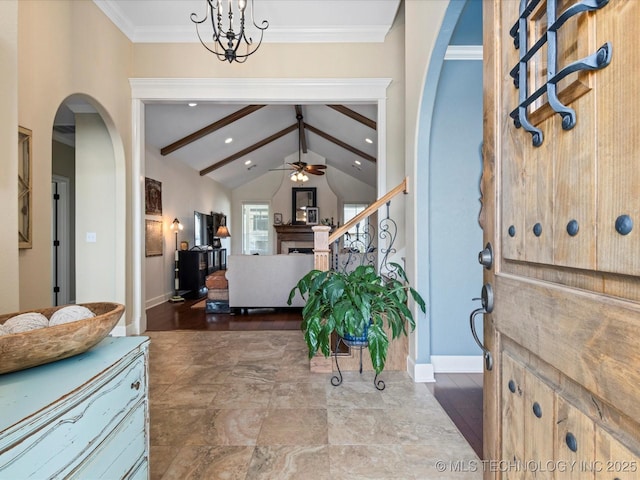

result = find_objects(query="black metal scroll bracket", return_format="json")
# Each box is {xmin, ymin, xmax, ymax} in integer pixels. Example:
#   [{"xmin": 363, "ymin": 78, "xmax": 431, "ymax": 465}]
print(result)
[
  {"xmin": 509, "ymin": 0, "xmax": 611, "ymax": 147},
  {"xmin": 331, "ymin": 337, "xmax": 385, "ymax": 391},
  {"xmin": 548, "ymin": 42, "xmax": 612, "ymax": 130},
  {"xmin": 515, "ymin": 7, "xmax": 544, "ymax": 147}
]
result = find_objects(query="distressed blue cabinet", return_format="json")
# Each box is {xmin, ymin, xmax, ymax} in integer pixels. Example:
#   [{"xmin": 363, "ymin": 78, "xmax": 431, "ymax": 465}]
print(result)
[{"xmin": 0, "ymin": 336, "xmax": 149, "ymax": 479}]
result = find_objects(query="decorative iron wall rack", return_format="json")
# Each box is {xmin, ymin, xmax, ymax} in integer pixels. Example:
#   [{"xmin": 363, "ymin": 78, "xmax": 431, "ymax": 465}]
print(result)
[{"xmin": 509, "ymin": 0, "xmax": 612, "ymax": 147}]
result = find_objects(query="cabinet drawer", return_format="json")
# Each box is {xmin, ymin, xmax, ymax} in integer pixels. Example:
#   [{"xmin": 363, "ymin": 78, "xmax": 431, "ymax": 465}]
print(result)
[
  {"xmin": 0, "ymin": 353, "xmax": 146, "ymax": 479},
  {"xmin": 68, "ymin": 400, "xmax": 147, "ymax": 479}
]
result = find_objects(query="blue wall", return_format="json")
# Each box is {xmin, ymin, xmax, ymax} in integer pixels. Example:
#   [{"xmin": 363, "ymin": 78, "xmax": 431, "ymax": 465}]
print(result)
[
  {"xmin": 450, "ymin": 0, "xmax": 483, "ymax": 45},
  {"xmin": 429, "ymin": 59, "xmax": 483, "ymax": 355}
]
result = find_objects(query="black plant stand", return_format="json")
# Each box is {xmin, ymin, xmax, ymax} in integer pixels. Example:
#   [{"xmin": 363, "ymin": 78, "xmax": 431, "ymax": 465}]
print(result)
[{"xmin": 330, "ymin": 337, "xmax": 385, "ymax": 391}]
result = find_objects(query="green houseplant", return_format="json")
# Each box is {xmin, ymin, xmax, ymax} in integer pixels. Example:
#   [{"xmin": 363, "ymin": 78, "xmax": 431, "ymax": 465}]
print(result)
[{"xmin": 288, "ymin": 263, "xmax": 426, "ymax": 375}]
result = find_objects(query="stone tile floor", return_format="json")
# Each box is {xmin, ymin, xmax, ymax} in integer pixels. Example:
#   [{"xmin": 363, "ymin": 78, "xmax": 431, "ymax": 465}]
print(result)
[{"xmin": 148, "ymin": 330, "xmax": 481, "ymax": 479}]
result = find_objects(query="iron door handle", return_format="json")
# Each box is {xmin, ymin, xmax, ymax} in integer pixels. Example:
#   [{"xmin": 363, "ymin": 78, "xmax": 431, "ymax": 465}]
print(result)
[
  {"xmin": 470, "ymin": 283, "xmax": 494, "ymax": 371},
  {"xmin": 472, "ymin": 283, "xmax": 494, "ymax": 313},
  {"xmin": 470, "ymin": 308, "xmax": 493, "ymax": 371}
]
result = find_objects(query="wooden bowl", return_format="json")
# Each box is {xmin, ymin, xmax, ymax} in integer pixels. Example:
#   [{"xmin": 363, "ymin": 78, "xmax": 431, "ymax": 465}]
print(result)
[{"xmin": 0, "ymin": 302, "xmax": 125, "ymax": 375}]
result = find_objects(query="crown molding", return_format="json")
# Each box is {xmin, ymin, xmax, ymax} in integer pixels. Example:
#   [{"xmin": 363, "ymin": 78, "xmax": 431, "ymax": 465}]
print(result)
[
  {"xmin": 130, "ymin": 25, "xmax": 392, "ymax": 44},
  {"xmin": 94, "ymin": 0, "xmax": 394, "ymax": 44},
  {"xmin": 444, "ymin": 45, "xmax": 483, "ymax": 61},
  {"xmin": 93, "ymin": 0, "xmax": 136, "ymax": 40}
]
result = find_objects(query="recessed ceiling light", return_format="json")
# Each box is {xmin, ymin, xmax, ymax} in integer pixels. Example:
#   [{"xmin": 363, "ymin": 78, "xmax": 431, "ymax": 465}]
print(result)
[
  {"xmin": 365, "ymin": 138, "xmax": 373, "ymax": 144},
  {"xmin": 244, "ymin": 160, "xmax": 252, "ymax": 165},
  {"xmin": 188, "ymin": 102, "xmax": 197, "ymax": 107},
  {"xmin": 225, "ymin": 137, "xmax": 233, "ymax": 144},
  {"xmin": 355, "ymin": 160, "xmax": 362, "ymax": 165}
]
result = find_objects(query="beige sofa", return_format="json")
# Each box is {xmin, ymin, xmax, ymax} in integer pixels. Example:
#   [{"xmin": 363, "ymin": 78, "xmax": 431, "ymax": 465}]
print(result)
[{"xmin": 225, "ymin": 254, "xmax": 314, "ymax": 309}]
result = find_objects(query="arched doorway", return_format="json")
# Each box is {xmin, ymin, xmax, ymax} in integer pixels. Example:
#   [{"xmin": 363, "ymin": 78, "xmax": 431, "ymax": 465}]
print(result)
[
  {"xmin": 415, "ymin": 0, "xmax": 484, "ymax": 378},
  {"xmin": 51, "ymin": 95, "xmax": 127, "ymax": 326}
]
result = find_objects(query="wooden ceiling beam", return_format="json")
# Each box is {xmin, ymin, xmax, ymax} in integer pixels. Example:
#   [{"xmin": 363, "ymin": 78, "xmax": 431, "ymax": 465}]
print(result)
[
  {"xmin": 295, "ymin": 105, "xmax": 307, "ymax": 154},
  {"xmin": 304, "ymin": 123, "xmax": 376, "ymax": 164},
  {"xmin": 199, "ymin": 123, "xmax": 298, "ymax": 176},
  {"xmin": 160, "ymin": 104, "xmax": 265, "ymax": 156},
  {"xmin": 327, "ymin": 104, "xmax": 377, "ymax": 130}
]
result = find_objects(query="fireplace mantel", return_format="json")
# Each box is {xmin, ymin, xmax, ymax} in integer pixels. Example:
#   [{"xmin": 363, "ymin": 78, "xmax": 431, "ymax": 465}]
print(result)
[{"xmin": 274, "ymin": 225, "xmax": 315, "ymax": 254}]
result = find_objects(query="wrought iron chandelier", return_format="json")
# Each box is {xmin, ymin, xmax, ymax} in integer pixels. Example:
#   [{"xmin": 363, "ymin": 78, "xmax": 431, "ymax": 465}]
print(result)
[{"xmin": 191, "ymin": 0, "xmax": 269, "ymax": 64}]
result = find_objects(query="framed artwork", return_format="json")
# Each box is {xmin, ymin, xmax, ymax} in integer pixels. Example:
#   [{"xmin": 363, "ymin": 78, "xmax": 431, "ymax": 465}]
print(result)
[
  {"xmin": 19, "ymin": 127, "xmax": 32, "ymax": 249},
  {"xmin": 145, "ymin": 219, "xmax": 163, "ymax": 257},
  {"xmin": 274, "ymin": 212, "xmax": 283, "ymax": 225},
  {"xmin": 145, "ymin": 177, "xmax": 162, "ymax": 215},
  {"xmin": 306, "ymin": 207, "xmax": 319, "ymax": 225}
]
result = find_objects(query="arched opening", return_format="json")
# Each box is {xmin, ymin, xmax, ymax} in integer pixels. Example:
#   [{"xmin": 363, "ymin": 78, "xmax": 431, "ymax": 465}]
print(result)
[
  {"xmin": 414, "ymin": 0, "xmax": 484, "ymax": 378},
  {"xmin": 51, "ymin": 95, "xmax": 126, "ymax": 327}
]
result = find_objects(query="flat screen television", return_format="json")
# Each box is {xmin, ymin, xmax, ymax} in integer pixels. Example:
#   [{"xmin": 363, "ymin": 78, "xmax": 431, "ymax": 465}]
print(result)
[{"xmin": 194, "ymin": 211, "xmax": 223, "ymax": 247}]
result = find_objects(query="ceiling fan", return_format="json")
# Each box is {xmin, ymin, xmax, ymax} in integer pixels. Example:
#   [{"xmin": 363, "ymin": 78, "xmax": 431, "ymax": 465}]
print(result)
[
  {"xmin": 269, "ymin": 106, "xmax": 327, "ymax": 180},
  {"xmin": 281, "ymin": 160, "xmax": 327, "ymax": 176}
]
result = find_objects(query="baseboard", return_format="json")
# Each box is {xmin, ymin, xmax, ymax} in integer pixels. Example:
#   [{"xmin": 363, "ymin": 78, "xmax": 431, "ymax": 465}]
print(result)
[
  {"xmin": 431, "ymin": 355, "xmax": 484, "ymax": 373},
  {"xmin": 407, "ymin": 356, "xmax": 435, "ymax": 383},
  {"xmin": 146, "ymin": 293, "xmax": 169, "ymax": 309}
]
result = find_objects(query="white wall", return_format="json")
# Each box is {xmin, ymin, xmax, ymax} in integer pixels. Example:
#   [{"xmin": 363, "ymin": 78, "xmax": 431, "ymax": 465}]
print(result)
[
  {"xmin": 75, "ymin": 113, "xmax": 117, "ymax": 302},
  {"xmin": 325, "ymin": 167, "xmax": 377, "ymax": 219},
  {"xmin": 269, "ymin": 151, "xmax": 338, "ymax": 224},
  {"xmin": 145, "ymin": 145, "xmax": 231, "ymax": 308},
  {"xmin": 232, "ymin": 149, "xmax": 375, "ymax": 255}
]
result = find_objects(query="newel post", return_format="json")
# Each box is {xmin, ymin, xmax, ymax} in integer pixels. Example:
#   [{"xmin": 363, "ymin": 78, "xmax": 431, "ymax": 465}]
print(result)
[
  {"xmin": 310, "ymin": 225, "xmax": 333, "ymax": 373},
  {"xmin": 312, "ymin": 225, "xmax": 331, "ymax": 272}
]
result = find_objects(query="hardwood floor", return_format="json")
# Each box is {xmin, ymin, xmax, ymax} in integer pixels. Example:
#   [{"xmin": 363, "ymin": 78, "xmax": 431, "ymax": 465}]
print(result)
[
  {"xmin": 145, "ymin": 299, "xmax": 483, "ymax": 458},
  {"xmin": 145, "ymin": 297, "xmax": 303, "ymax": 331},
  {"xmin": 429, "ymin": 373, "xmax": 483, "ymax": 458}
]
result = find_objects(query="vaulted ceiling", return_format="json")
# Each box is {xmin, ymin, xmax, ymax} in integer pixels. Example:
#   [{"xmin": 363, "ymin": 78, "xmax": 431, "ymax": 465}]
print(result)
[
  {"xmin": 144, "ymin": 102, "xmax": 378, "ymax": 188},
  {"xmin": 87, "ymin": 0, "xmax": 401, "ymax": 188}
]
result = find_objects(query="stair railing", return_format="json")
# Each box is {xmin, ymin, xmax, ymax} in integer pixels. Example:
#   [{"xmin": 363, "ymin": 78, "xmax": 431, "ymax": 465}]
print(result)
[{"xmin": 313, "ymin": 177, "xmax": 409, "ymax": 275}]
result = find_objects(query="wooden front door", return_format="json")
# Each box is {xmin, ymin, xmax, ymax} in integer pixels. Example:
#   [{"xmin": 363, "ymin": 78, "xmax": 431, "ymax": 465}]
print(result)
[{"xmin": 482, "ymin": 1, "xmax": 640, "ymax": 478}]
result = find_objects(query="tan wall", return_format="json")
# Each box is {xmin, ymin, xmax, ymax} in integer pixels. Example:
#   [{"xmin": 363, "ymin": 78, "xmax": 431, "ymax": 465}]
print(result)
[
  {"xmin": 404, "ymin": 0, "xmax": 450, "ymax": 362},
  {"xmin": 12, "ymin": 0, "xmax": 449, "ymax": 326},
  {"xmin": 0, "ymin": 0, "xmax": 19, "ymax": 313},
  {"xmin": 17, "ymin": 0, "xmax": 132, "ymax": 311}
]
